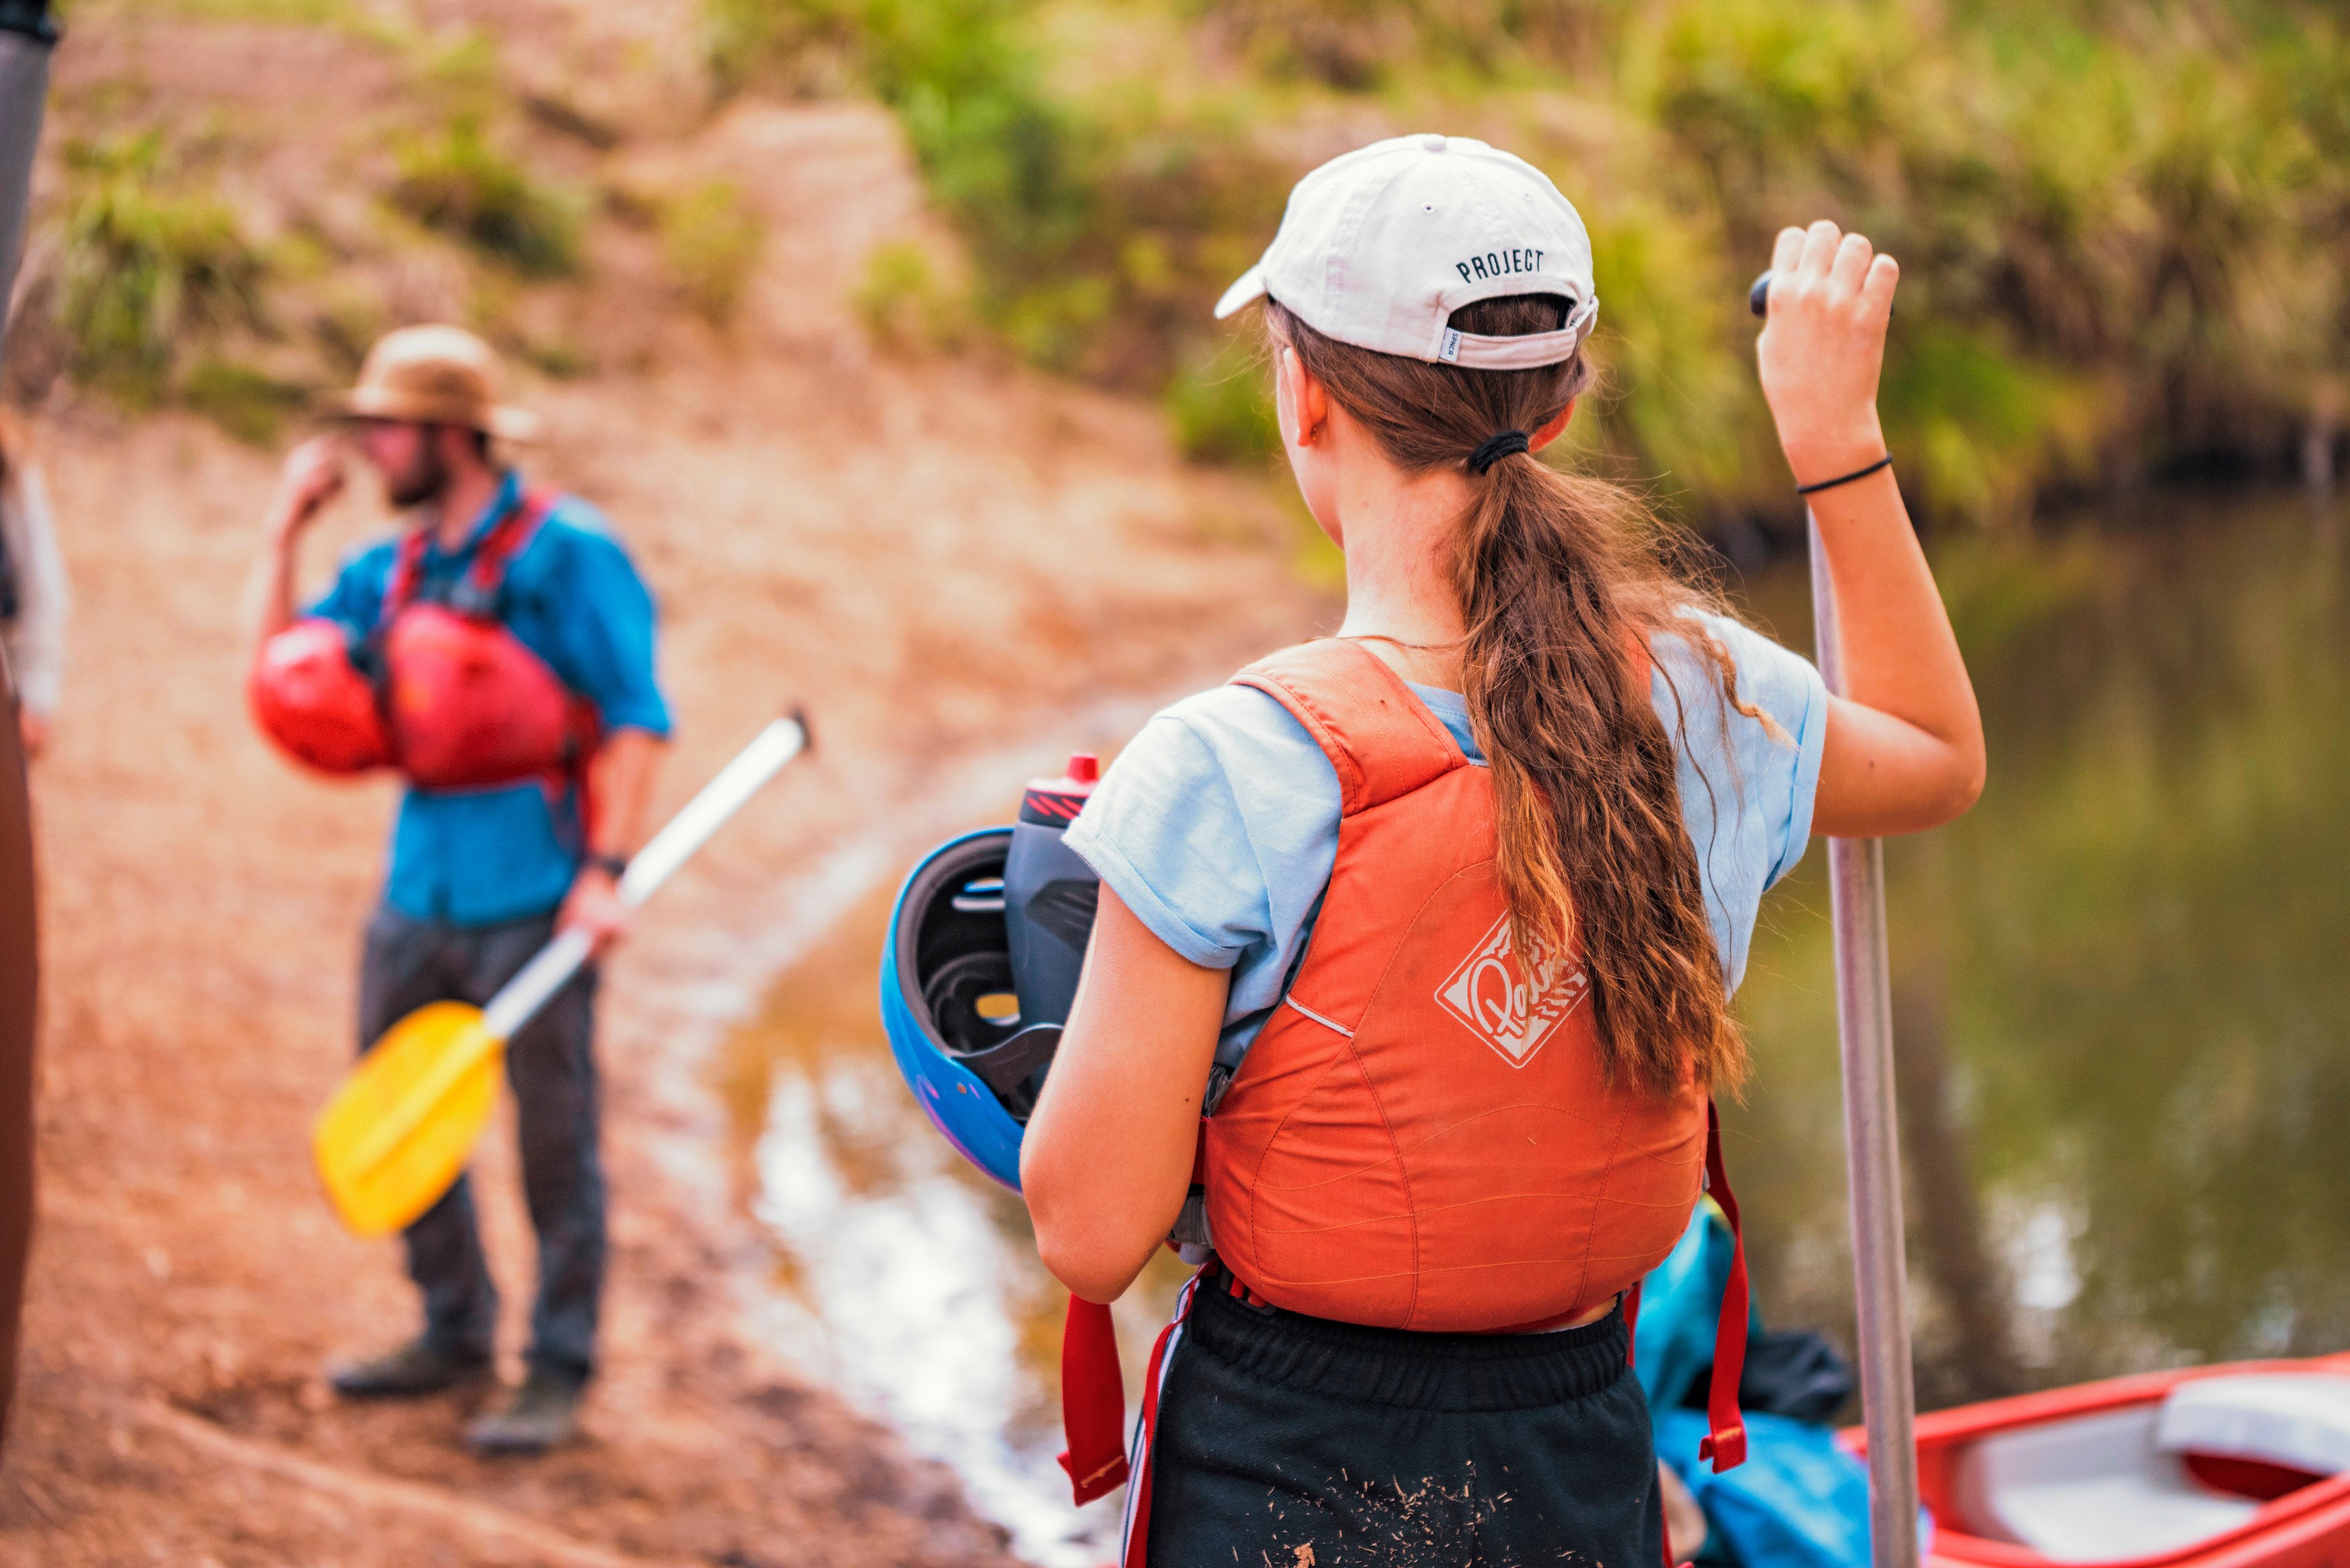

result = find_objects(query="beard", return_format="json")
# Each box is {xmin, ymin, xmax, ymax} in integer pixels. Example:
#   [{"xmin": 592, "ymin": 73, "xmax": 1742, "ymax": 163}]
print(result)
[{"xmin": 384, "ymin": 434, "xmax": 451, "ymax": 509}]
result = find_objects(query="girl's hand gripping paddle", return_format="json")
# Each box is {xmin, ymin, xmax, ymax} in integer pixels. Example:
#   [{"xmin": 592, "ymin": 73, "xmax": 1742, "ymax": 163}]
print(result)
[{"xmin": 314, "ymin": 712, "xmax": 810, "ymax": 1236}]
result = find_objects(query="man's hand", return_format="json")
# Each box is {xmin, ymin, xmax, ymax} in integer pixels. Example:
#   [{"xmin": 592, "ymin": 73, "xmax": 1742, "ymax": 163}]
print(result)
[
  {"xmin": 557, "ymin": 864, "xmax": 630, "ymax": 954},
  {"xmin": 16, "ymin": 709, "xmax": 45, "ymax": 760},
  {"xmin": 268, "ymin": 436, "xmax": 346, "ymax": 545},
  {"xmin": 562, "ymin": 730, "xmax": 665, "ymax": 957},
  {"xmin": 248, "ymin": 436, "xmax": 348, "ymax": 654}
]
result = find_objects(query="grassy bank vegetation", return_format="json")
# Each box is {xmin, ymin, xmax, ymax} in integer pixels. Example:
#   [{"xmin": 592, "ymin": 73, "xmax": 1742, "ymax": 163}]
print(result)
[
  {"xmin": 714, "ymin": 0, "xmax": 2350, "ymax": 528},
  {"xmin": 17, "ymin": 7, "xmax": 763, "ymax": 441}
]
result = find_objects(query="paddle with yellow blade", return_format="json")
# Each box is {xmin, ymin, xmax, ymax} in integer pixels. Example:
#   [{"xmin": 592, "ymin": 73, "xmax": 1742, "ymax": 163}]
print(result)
[{"xmin": 315, "ymin": 711, "xmax": 811, "ymax": 1236}]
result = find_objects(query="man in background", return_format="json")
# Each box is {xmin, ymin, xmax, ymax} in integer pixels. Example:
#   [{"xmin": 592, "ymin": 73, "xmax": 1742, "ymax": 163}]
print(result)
[{"xmin": 246, "ymin": 326, "xmax": 670, "ymax": 1453}]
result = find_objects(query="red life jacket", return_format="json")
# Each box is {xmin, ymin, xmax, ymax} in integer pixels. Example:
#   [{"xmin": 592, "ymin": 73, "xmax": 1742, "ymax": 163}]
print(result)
[
  {"xmin": 249, "ymin": 487, "xmax": 600, "ymax": 796},
  {"xmin": 376, "ymin": 489, "xmax": 600, "ymax": 791},
  {"xmin": 247, "ymin": 616, "xmax": 393, "ymax": 775},
  {"xmin": 1058, "ymin": 640, "xmax": 1751, "ymax": 1549}
]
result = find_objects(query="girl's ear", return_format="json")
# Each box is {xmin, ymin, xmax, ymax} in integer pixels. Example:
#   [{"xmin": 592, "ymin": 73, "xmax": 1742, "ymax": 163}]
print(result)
[
  {"xmin": 1276, "ymin": 344, "xmax": 1331, "ymax": 448},
  {"xmin": 1528, "ymin": 399, "xmax": 1576, "ymax": 453}
]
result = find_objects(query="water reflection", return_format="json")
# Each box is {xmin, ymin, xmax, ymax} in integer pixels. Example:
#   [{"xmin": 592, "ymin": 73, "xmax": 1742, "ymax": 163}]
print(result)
[
  {"xmin": 723, "ymin": 889, "xmax": 1186, "ymax": 1565},
  {"xmin": 1735, "ymin": 490, "xmax": 2350, "ymax": 1408},
  {"xmin": 724, "ymin": 490, "xmax": 2350, "ymax": 1549}
]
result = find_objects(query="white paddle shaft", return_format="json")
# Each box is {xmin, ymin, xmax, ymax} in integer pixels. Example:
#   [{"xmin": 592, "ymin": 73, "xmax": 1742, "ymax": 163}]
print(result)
[
  {"xmin": 481, "ymin": 930, "xmax": 596, "ymax": 1042},
  {"xmin": 479, "ymin": 715, "xmax": 808, "ymax": 1040}
]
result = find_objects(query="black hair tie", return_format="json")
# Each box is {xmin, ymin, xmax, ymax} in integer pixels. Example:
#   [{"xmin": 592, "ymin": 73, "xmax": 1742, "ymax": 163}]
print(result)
[
  {"xmin": 1795, "ymin": 454, "xmax": 1894, "ymax": 495},
  {"xmin": 1468, "ymin": 430, "xmax": 1531, "ymax": 475}
]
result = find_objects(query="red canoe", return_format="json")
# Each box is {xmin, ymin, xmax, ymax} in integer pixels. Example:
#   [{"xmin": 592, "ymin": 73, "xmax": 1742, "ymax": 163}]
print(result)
[{"xmin": 1863, "ymin": 1354, "xmax": 2350, "ymax": 1566}]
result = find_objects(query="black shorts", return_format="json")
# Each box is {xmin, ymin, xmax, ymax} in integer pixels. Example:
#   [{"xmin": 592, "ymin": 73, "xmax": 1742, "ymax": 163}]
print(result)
[{"xmin": 1141, "ymin": 1278, "xmax": 1662, "ymax": 1568}]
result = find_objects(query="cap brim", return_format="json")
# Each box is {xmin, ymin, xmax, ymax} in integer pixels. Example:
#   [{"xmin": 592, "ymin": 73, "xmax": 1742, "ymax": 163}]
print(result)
[{"xmin": 1213, "ymin": 265, "xmax": 1268, "ymax": 321}]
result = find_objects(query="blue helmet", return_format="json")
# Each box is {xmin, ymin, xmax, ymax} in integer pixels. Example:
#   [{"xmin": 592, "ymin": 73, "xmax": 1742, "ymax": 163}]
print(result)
[{"xmin": 880, "ymin": 827, "xmax": 1064, "ymax": 1191}]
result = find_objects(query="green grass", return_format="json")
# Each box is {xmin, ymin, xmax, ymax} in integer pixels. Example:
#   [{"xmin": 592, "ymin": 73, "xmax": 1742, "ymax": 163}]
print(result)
[
  {"xmin": 1165, "ymin": 334, "xmax": 1276, "ymax": 464},
  {"xmin": 659, "ymin": 182, "xmax": 766, "ymax": 326},
  {"xmin": 68, "ymin": 0, "xmax": 416, "ymax": 49},
  {"xmin": 389, "ymin": 115, "xmax": 583, "ymax": 277},
  {"xmin": 54, "ymin": 132, "xmax": 271, "ymax": 406},
  {"xmin": 183, "ymin": 358, "xmax": 310, "ymax": 444},
  {"xmin": 718, "ymin": 0, "xmax": 2350, "ymax": 526},
  {"xmin": 852, "ymin": 238, "xmax": 974, "ymax": 352},
  {"xmin": 702, "ymin": 0, "xmax": 838, "ymax": 98}
]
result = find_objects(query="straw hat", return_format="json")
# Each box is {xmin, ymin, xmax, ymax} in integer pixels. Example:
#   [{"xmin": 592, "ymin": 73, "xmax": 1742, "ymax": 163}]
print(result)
[{"xmin": 321, "ymin": 325, "xmax": 541, "ymax": 441}]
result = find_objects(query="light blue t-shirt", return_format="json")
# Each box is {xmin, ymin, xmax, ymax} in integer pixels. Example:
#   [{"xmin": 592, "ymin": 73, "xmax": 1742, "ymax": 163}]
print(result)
[{"xmin": 1063, "ymin": 615, "xmax": 1828, "ymax": 1077}]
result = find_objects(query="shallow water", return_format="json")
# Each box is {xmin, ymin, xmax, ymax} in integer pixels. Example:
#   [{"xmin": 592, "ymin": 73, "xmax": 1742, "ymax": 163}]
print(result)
[
  {"xmin": 722, "ymin": 489, "xmax": 2350, "ymax": 1557},
  {"xmin": 722, "ymin": 871, "xmax": 1190, "ymax": 1565}
]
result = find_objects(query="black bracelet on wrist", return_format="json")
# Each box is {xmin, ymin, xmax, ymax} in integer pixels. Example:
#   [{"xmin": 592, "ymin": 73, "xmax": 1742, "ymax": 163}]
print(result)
[
  {"xmin": 585, "ymin": 851, "xmax": 628, "ymax": 879},
  {"xmin": 1795, "ymin": 454, "xmax": 1894, "ymax": 495}
]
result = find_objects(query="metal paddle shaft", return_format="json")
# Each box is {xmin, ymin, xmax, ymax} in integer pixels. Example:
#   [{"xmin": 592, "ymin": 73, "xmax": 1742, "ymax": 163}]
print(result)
[
  {"xmin": 1809, "ymin": 518, "xmax": 1922, "ymax": 1568},
  {"xmin": 480, "ymin": 712, "xmax": 810, "ymax": 1040}
]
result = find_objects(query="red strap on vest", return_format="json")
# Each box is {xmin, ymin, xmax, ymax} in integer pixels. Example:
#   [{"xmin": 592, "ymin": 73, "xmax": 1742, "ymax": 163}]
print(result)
[
  {"xmin": 381, "ymin": 485, "xmax": 559, "ymax": 621},
  {"xmin": 1057, "ymin": 1297, "xmax": 1130, "ymax": 1505},
  {"xmin": 470, "ymin": 486, "xmax": 557, "ymax": 593},
  {"xmin": 1053, "ymin": 1129, "xmax": 1207, "ymax": 1508},
  {"xmin": 385, "ymin": 528, "xmax": 427, "ymax": 620},
  {"xmin": 1698, "ymin": 1098, "xmax": 1750, "ymax": 1471}
]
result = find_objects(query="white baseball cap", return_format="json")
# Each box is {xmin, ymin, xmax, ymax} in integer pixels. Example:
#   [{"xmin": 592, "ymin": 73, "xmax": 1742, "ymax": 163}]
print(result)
[{"xmin": 1214, "ymin": 134, "xmax": 1600, "ymax": 371}]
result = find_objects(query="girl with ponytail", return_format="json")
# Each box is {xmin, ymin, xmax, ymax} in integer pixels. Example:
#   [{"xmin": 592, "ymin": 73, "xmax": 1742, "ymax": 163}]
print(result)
[{"xmin": 1025, "ymin": 136, "xmax": 1983, "ymax": 1567}]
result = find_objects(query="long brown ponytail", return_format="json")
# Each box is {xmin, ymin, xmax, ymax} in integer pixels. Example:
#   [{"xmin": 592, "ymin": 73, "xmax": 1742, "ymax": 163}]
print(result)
[{"xmin": 1266, "ymin": 294, "xmax": 1756, "ymax": 1097}]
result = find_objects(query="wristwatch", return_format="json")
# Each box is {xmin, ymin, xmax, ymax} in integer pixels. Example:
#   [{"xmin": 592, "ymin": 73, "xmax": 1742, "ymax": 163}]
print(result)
[{"xmin": 585, "ymin": 851, "xmax": 628, "ymax": 879}]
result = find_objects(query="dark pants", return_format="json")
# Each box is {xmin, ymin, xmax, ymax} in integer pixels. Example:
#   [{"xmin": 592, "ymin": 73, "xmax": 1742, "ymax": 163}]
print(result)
[
  {"xmin": 359, "ymin": 906, "xmax": 604, "ymax": 1387},
  {"xmin": 1145, "ymin": 1281, "xmax": 1663, "ymax": 1568}
]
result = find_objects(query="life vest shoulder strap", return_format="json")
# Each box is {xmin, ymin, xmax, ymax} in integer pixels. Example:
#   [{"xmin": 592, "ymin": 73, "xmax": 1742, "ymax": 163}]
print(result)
[
  {"xmin": 1232, "ymin": 639, "xmax": 1465, "ymax": 816},
  {"xmin": 379, "ymin": 484, "xmax": 564, "ymax": 622},
  {"xmin": 466, "ymin": 485, "xmax": 561, "ymax": 599},
  {"xmin": 383, "ymin": 528, "xmax": 430, "ymax": 623}
]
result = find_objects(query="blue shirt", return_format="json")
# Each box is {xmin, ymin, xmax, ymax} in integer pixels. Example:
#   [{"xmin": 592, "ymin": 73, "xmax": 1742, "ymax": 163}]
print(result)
[
  {"xmin": 1062, "ymin": 614, "xmax": 1828, "ymax": 1077},
  {"xmin": 308, "ymin": 471, "xmax": 673, "ymax": 926}
]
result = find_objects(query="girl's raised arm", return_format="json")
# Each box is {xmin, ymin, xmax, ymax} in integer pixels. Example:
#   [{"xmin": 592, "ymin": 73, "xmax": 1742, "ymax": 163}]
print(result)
[{"xmin": 1760, "ymin": 219, "xmax": 1985, "ymax": 838}]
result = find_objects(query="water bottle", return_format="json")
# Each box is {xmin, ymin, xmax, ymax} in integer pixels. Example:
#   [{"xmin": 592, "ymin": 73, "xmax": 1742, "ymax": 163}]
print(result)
[{"xmin": 1003, "ymin": 752, "xmax": 1100, "ymax": 1030}]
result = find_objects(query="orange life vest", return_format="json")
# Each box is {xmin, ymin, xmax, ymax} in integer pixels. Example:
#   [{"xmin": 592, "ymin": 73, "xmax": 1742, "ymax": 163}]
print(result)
[
  {"xmin": 1206, "ymin": 638, "xmax": 1709, "ymax": 1330},
  {"xmin": 1057, "ymin": 639, "xmax": 1752, "ymax": 1535}
]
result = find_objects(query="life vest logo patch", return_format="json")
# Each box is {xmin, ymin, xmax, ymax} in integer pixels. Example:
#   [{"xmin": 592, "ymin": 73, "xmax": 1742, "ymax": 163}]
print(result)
[{"xmin": 1436, "ymin": 914, "xmax": 1590, "ymax": 1068}]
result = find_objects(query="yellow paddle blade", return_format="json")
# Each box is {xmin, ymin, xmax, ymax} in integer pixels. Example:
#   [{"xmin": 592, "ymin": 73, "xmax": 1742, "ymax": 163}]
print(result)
[{"xmin": 314, "ymin": 1001, "xmax": 504, "ymax": 1238}]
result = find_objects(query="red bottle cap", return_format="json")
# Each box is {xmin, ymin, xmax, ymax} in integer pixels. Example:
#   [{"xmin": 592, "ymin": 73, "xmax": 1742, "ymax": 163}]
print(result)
[{"xmin": 1020, "ymin": 752, "xmax": 1100, "ymax": 825}]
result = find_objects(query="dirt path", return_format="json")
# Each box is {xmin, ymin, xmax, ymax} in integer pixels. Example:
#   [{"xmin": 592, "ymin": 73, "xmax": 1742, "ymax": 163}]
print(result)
[{"xmin": 0, "ymin": 20, "xmax": 1326, "ymax": 1561}]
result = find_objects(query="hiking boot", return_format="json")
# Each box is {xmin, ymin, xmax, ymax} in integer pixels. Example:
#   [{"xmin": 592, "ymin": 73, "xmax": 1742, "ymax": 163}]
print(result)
[
  {"xmin": 327, "ymin": 1339, "xmax": 492, "ymax": 1400},
  {"xmin": 464, "ymin": 1369, "xmax": 583, "ymax": 1455}
]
